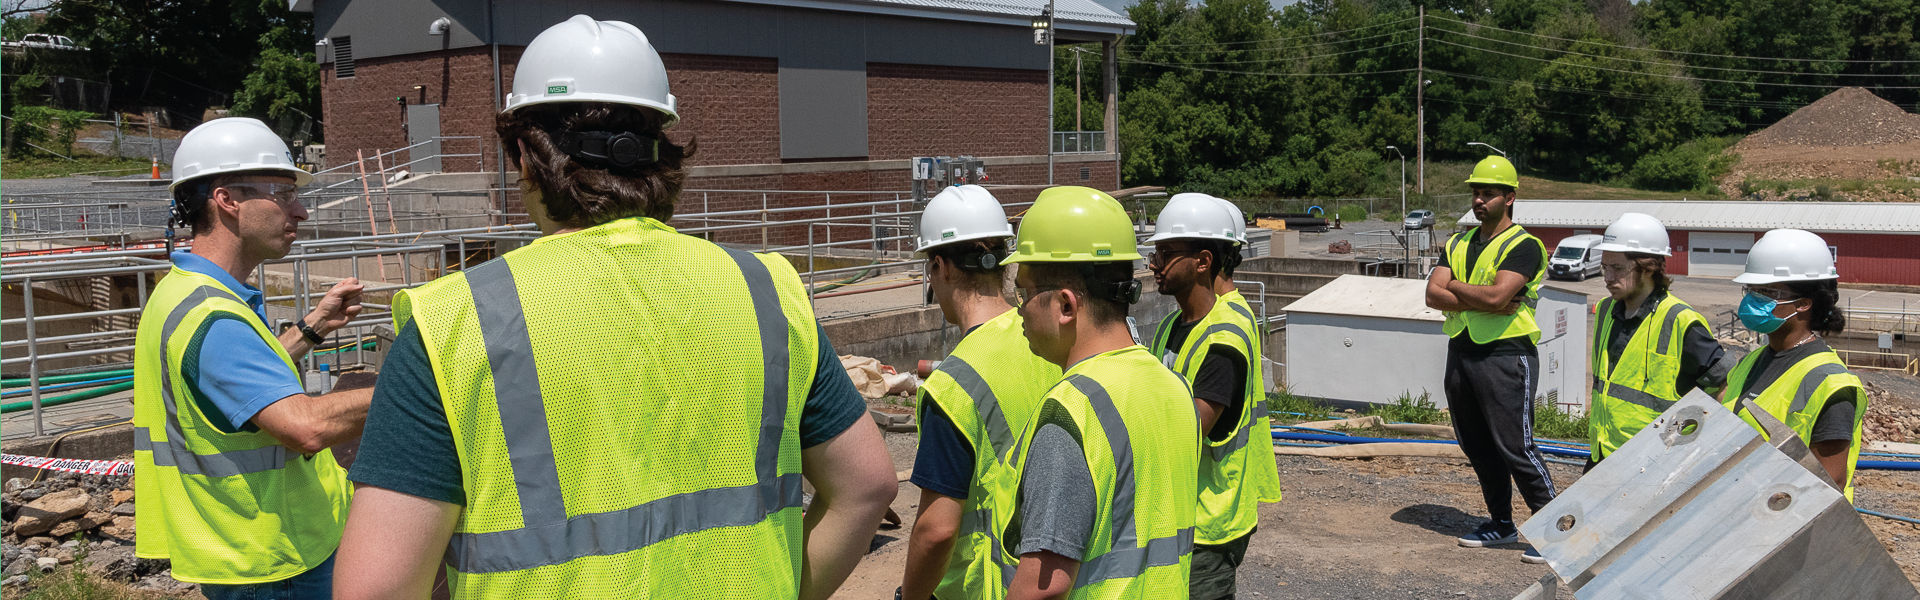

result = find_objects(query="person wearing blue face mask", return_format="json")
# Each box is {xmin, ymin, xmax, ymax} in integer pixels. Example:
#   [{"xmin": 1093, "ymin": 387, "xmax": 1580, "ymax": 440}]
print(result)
[{"xmin": 1723, "ymin": 228, "xmax": 1868, "ymax": 502}]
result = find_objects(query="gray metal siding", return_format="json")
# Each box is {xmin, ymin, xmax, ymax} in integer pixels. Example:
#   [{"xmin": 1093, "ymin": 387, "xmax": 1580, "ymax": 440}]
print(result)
[{"xmin": 314, "ymin": 0, "xmax": 486, "ymax": 60}]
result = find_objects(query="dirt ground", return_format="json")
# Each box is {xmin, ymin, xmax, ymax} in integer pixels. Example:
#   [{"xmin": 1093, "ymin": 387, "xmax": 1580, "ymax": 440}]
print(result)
[{"xmin": 833, "ymin": 427, "xmax": 1920, "ymax": 599}]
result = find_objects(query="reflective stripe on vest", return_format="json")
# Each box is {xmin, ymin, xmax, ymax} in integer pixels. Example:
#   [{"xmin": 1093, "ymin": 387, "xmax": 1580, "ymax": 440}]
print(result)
[
  {"xmin": 1724, "ymin": 349, "xmax": 1866, "ymax": 501},
  {"xmin": 936, "ymin": 356, "xmax": 1016, "ymax": 462},
  {"xmin": 1441, "ymin": 226, "xmax": 1545, "ymax": 344},
  {"xmin": 137, "ymin": 285, "xmax": 292, "ymax": 477},
  {"xmin": 442, "ymin": 249, "xmax": 801, "ymax": 574},
  {"xmin": 1221, "ymin": 298, "xmax": 1269, "ymax": 421},
  {"xmin": 1589, "ymin": 295, "xmax": 1710, "ymax": 459},
  {"xmin": 1063, "ymin": 374, "xmax": 1195, "ymax": 588},
  {"xmin": 1591, "ymin": 375, "xmax": 1673, "ymax": 413}
]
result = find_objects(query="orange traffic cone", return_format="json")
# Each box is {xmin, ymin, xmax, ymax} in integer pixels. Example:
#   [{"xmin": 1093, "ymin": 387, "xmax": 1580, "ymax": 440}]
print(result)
[{"xmin": 150, "ymin": 157, "xmax": 160, "ymax": 179}]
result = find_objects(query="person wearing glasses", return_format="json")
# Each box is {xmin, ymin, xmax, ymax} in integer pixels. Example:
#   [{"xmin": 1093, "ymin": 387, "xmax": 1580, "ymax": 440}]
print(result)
[
  {"xmin": 133, "ymin": 117, "xmax": 368, "ymax": 599},
  {"xmin": 996, "ymin": 186, "xmax": 1199, "ymax": 599},
  {"xmin": 1586, "ymin": 213, "xmax": 1728, "ymax": 468},
  {"xmin": 1422, "ymin": 156, "xmax": 1556, "ymax": 564},
  {"xmin": 1724, "ymin": 229, "xmax": 1869, "ymax": 501},
  {"xmin": 1143, "ymin": 193, "xmax": 1280, "ymax": 600}
]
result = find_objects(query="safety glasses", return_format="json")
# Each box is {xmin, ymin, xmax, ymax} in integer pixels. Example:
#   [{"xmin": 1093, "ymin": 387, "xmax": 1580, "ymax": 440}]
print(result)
[
  {"xmin": 1146, "ymin": 247, "xmax": 1196, "ymax": 267},
  {"xmin": 221, "ymin": 182, "xmax": 303, "ymax": 210},
  {"xmin": 1742, "ymin": 285, "xmax": 1799, "ymax": 302},
  {"xmin": 1014, "ymin": 286, "xmax": 1062, "ymax": 308}
]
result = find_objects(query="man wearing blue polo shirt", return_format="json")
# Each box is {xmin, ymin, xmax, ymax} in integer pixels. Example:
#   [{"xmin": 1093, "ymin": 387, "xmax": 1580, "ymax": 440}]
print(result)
[{"xmin": 133, "ymin": 117, "xmax": 370, "ymax": 600}]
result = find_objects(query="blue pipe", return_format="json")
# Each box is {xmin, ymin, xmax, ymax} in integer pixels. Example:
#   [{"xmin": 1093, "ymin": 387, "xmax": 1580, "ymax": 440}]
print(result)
[
  {"xmin": 1857, "ymin": 460, "xmax": 1920, "ymax": 471},
  {"xmin": 0, "ymin": 375, "xmax": 133, "ymax": 399},
  {"xmin": 1859, "ymin": 508, "xmax": 1920, "ymax": 526}
]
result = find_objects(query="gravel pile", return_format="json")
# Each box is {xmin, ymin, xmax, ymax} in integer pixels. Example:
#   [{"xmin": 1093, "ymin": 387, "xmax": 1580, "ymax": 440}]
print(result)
[
  {"xmin": 0, "ymin": 470, "xmax": 195, "ymax": 594},
  {"xmin": 1737, "ymin": 87, "xmax": 1920, "ymax": 150}
]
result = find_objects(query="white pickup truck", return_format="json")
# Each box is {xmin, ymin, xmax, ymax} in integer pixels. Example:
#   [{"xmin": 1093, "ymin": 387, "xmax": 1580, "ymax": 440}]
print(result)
[{"xmin": 2, "ymin": 34, "xmax": 88, "ymax": 52}]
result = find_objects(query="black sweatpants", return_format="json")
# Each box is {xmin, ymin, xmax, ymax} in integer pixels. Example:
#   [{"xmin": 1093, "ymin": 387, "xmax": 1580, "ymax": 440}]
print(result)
[{"xmin": 1444, "ymin": 350, "xmax": 1557, "ymax": 522}]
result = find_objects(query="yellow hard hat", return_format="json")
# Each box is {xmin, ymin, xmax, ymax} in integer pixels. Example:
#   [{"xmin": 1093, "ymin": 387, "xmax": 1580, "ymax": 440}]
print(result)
[
  {"xmin": 1464, "ymin": 155, "xmax": 1520, "ymax": 190},
  {"xmin": 1002, "ymin": 186, "xmax": 1142, "ymax": 264}
]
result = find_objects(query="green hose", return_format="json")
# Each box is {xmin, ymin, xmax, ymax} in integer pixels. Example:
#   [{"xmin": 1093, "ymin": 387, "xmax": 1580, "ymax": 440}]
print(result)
[
  {"xmin": 3, "ymin": 369, "xmax": 135, "ymax": 389},
  {"xmin": 0, "ymin": 382, "xmax": 135, "ymax": 414}
]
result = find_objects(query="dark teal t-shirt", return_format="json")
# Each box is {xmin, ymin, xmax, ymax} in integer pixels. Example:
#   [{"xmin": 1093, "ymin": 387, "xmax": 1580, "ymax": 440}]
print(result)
[{"xmin": 348, "ymin": 322, "xmax": 869, "ymax": 505}]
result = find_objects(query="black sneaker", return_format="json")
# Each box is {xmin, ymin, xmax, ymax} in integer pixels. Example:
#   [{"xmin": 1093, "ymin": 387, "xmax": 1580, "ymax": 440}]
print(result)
[
  {"xmin": 1521, "ymin": 548, "xmax": 1548, "ymax": 564},
  {"xmin": 1458, "ymin": 520, "xmax": 1519, "ymax": 547}
]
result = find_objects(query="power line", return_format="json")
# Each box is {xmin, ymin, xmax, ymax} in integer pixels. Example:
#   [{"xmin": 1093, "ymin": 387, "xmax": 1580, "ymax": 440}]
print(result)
[
  {"xmin": 1119, "ymin": 59, "xmax": 1418, "ymax": 78},
  {"xmin": 1427, "ymin": 95, "xmax": 1759, "ymax": 127},
  {"xmin": 1138, "ymin": 28, "xmax": 1415, "ymax": 55},
  {"xmin": 1432, "ymin": 69, "xmax": 1814, "ymax": 111},
  {"xmin": 1430, "ymin": 26, "xmax": 1920, "ymax": 77},
  {"xmin": 1429, "ymin": 38, "xmax": 1920, "ymax": 89},
  {"xmin": 1144, "ymin": 16, "xmax": 1419, "ymax": 48},
  {"xmin": 1428, "ymin": 14, "xmax": 1920, "ymax": 64},
  {"xmin": 1127, "ymin": 39, "xmax": 1415, "ymax": 65}
]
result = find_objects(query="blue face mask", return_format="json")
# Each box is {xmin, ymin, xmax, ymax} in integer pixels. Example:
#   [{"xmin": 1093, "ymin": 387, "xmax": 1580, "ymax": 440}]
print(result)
[{"xmin": 1737, "ymin": 292, "xmax": 1788, "ymax": 333}]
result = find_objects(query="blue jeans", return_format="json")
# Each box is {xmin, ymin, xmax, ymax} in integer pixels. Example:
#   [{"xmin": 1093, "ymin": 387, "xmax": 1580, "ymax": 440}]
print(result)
[{"xmin": 198, "ymin": 554, "xmax": 335, "ymax": 600}]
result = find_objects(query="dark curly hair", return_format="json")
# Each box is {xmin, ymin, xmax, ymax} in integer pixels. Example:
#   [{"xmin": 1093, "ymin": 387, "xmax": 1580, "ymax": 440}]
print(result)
[
  {"xmin": 496, "ymin": 102, "xmax": 695, "ymax": 227},
  {"xmin": 1627, "ymin": 253, "xmax": 1672, "ymax": 298},
  {"xmin": 1786, "ymin": 278, "xmax": 1847, "ymax": 335}
]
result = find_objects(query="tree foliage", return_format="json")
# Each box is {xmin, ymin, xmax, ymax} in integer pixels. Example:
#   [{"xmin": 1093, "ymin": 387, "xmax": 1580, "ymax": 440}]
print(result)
[{"xmin": 1085, "ymin": 0, "xmax": 1920, "ymax": 198}]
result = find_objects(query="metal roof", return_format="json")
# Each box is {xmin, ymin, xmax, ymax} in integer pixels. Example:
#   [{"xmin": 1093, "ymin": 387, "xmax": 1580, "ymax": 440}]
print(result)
[
  {"xmin": 1457, "ymin": 200, "xmax": 1920, "ymax": 235},
  {"xmin": 1284, "ymin": 274, "xmax": 1445, "ymax": 322},
  {"xmin": 719, "ymin": 0, "xmax": 1134, "ymax": 34}
]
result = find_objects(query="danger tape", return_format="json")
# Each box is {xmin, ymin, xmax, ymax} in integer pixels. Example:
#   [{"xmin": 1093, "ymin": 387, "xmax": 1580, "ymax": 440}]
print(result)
[{"xmin": 0, "ymin": 454, "xmax": 133, "ymax": 477}]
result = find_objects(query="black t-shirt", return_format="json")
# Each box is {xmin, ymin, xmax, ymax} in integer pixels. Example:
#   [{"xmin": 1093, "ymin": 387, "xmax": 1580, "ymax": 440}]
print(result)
[
  {"xmin": 1437, "ymin": 226, "xmax": 1545, "ymax": 357},
  {"xmin": 911, "ymin": 325, "xmax": 983, "ymax": 501},
  {"xmin": 1163, "ymin": 316, "xmax": 1249, "ymax": 441},
  {"xmin": 1733, "ymin": 339, "xmax": 1858, "ymax": 444},
  {"xmin": 1603, "ymin": 291, "xmax": 1730, "ymax": 396}
]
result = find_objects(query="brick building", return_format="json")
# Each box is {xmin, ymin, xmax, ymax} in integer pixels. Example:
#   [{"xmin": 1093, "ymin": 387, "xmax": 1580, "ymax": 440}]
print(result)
[
  {"xmin": 297, "ymin": 0, "xmax": 1132, "ymax": 246},
  {"xmin": 1462, "ymin": 200, "xmax": 1920, "ymax": 286}
]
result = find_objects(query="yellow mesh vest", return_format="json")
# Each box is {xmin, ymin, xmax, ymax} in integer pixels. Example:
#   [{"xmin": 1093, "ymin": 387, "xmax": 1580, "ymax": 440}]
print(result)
[
  {"xmin": 1148, "ymin": 296, "xmax": 1282, "ymax": 545},
  {"xmin": 1440, "ymin": 225, "xmax": 1546, "ymax": 344},
  {"xmin": 1587, "ymin": 294, "xmax": 1710, "ymax": 459},
  {"xmin": 132, "ymin": 267, "xmax": 350, "ymax": 584},
  {"xmin": 393, "ymin": 217, "xmax": 818, "ymax": 598},
  {"xmin": 1722, "ymin": 348, "xmax": 1867, "ymax": 502},
  {"xmin": 915, "ymin": 309, "xmax": 1061, "ymax": 600},
  {"xmin": 1000, "ymin": 346, "xmax": 1199, "ymax": 599}
]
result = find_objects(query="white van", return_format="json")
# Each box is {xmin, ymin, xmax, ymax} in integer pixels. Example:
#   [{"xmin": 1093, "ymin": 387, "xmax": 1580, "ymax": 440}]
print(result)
[{"xmin": 1548, "ymin": 234, "xmax": 1603, "ymax": 280}]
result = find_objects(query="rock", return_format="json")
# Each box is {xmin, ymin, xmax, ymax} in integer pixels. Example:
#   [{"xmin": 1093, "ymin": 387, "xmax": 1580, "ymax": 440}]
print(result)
[
  {"xmin": 35, "ymin": 557, "xmax": 57, "ymax": 572},
  {"xmin": 25, "ymin": 537, "xmax": 55, "ymax": 548},
  {"xmin": 83, "ymin": 545, "xmax": 138, "ymax": 581},
  {"xmin": 3, "ymin": 557, "xmax": 31, "ymax": 577},
  {"xmin": 110, "ymin": 502, "xmax": 136, "ymax": 516},
  {"xmin": 3, "ymin": 478, "xmax": 25, "ymax": 492},
  {"xmin": 48, "ymin": 512, "xmax": 111, "ymax": 537},
  {"xmin": 1, "ymin": 574, "xmax": 25, "ymax": 588},
  {"xmin": 58, "ymin": 540, "xmax": 79, "ymax": 550},
  {"xmin": 19, "ymin": 488, "xmax": 44, "ymax": 501},
  {"xmin": 52, "ymin": 549, "xmax": 74, "ymax": 565},
  {"xmin": 12, "ymin": 489, "xmax": 92, "ymax": 536},
  {"xmin": 109, "ymin": 490, "xmax": 134, "ymax": 505}
]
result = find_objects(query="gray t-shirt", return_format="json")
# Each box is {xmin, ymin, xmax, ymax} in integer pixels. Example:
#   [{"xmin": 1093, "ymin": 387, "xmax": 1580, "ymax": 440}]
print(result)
[{"xmin": 1010, "ymin": 422, "xmax": 1098, "ymax": 561}]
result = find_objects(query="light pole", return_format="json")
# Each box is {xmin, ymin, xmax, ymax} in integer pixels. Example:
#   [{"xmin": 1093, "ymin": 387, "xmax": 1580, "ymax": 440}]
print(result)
[
  {"xmin": 1034, "ymin": 6, "xmax": 1056, "ymax": 185},
  {"xmin": 1384, "ymin": 146, "xmax": 1406, "ymax": 221},
  {"xmin": 1467, "ymin": 141, "xmax": 1507, "ymax": 158}
]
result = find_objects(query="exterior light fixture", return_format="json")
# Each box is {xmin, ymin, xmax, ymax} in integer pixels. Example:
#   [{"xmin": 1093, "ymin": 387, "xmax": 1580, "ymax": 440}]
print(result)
[
  {"xmin": 1032, "ymin": 9, "xmax": 1052, "ymax": 45},
  {"xmin": 1467, "ymin": 141, "xmax": 1508, "ymax": 158}
]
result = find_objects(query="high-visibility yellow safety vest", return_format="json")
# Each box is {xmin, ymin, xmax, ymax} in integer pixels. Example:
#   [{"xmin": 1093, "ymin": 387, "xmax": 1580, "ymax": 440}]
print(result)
[
  {"xmin": 1588, "ymin": 294, "xmax": 1710, "ymax": 460},
  {"xmin": 1722, "ymin": 347, "xmax": 1868, "ymax": 502},
  {"xmin": 1441, "ymin": 225, "xmax": 1546, "ymax": 344},
  {"xmin": 1147, "ymin": 294, "xmax": 1282, "ymax": 546},
  {"xmin": 393, "ymin": 217, "xmax": 820, "ymax": 598},
  {"xmin": 132, "ymin": 267, "xmax": 350, "ymax": 584},
  {"xmin": 999, "ymin": 345, "xmax": 1199, "ymax": 598},
  {"xmin": 916, "ymin": 308, "xmax": 1062, "ymax": 600}
]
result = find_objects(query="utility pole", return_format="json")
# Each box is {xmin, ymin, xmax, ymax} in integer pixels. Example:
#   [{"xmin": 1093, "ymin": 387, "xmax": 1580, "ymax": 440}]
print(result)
[{"xmin": 1417, "ymin": 4, "xmax": 1425, "ymax": 195}]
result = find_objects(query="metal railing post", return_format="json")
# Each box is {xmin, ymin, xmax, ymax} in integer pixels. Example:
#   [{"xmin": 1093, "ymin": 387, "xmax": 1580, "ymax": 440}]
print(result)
[{"xmin": 24, "ymin": 278, "xmax": 44, "ymax": 436}]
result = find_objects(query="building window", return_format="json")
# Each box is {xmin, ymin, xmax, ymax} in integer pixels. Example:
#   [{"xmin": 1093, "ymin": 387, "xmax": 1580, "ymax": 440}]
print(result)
[
  {"xmin": 1079, "ymin": 166, "xmax": 1090, "ymax": 180},
  {"xmin": 332, "ymin": 37, "xmax": 355, "ymax": 79}
]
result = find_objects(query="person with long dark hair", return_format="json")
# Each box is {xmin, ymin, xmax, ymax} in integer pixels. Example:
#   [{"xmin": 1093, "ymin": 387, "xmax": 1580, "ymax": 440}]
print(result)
[{"xmin": 1724, "ymin": 228, "xmax": 1869, "ymax": 501}]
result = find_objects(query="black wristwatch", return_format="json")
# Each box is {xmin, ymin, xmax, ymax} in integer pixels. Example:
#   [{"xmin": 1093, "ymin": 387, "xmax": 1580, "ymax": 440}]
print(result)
[{"xmin": 297, "ymin": 320, "xmax": 326, "ymax": 345}]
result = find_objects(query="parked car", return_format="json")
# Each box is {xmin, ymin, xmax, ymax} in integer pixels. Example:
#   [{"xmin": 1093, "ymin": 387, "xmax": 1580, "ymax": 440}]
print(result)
[
  {"xmin": 1549, "ymin": 234, "xmax": 1604, "ymax": 280},
  {"xmin": 2, "ymin": 34, "xmax": 88, "ymax": 52},
  {"xmin": 1403, "ymin": 209, "xmax": 1435, "ymax": 230}
]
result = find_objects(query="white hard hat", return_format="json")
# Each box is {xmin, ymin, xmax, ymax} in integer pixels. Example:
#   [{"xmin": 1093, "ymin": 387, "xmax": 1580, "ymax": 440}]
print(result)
[
  {"xmin": 915, "ymin": 185, "xmax": 1013, "ymax": 256},
  {"xmin": 1594, "ymin": 212, "xmax": 1671, "ymax": 256},
  {"xmin": 168, "ymin": 118, "xmax": 313, "ymax": 192},
  {"xmin": 1147, "ymin": 193, "xmax": 1239, "ymax": 243},
  {"xmin": 1212, "ymin": 197, "xmax": 1247, "ymax": 244},
  {"xmin": 1734, "ymin": 229, "xmax": 1838, "ymax": 284},
  {"xmin": 504, "ymin": 15, "xmax": 679, "ymax": 128}
]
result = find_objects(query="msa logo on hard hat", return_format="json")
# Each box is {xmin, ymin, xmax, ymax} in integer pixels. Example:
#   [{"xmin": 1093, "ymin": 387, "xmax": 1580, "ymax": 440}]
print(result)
[
  {"xmin": 1096, "ymin": 249, "xmax": 1112, "ymax": 256},
  {"xmin": 548, "ymin": 85, "xmax": 569, "ymax": 94},
  {"xmin": 942, "ymin": 232, "xmax": 955, "ymax": 239}
]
